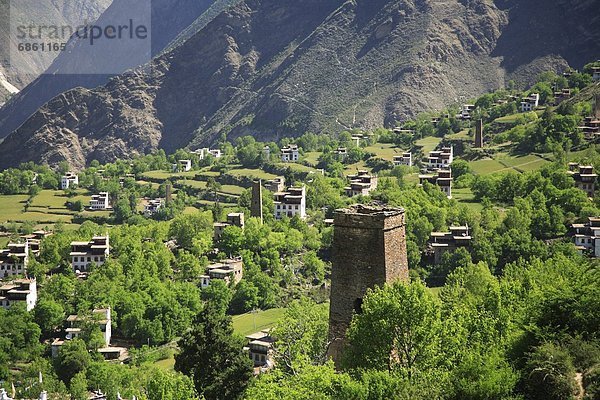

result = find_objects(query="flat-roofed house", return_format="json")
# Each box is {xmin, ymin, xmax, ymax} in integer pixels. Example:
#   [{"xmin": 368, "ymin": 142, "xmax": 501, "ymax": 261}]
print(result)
[
  {"xmin": 265, "ymin": 177, "xmax": 285, "ymax": 193},
  {"xmin": 567, "ymin": 163, "xmax": 597, "ymax": 198},
  {"xmin": 89, "ymin": 192, "xmax": 111, "ymax": 210},
  {"xmin": 273, "ymin": 186, "xmax": 306, "ymax": 219},
  {"xmin": 244, "ymin": 330, "xmax": 275, "ymax": 371},
  {"xmin": 420, "ymin": 169, "xmax": 453, "ymax": 198},
  {"xmin": 428, "ymin": 225, "xmax": 472, "ymax": 264},
  {"xmin": 457, "ymin": 104, "xmax": 475, "ymax": 120},
  {"xmin": 0, "ymin": 278, "xmax": 37, "ymax": 311},
  {"xmin": 179, "ymin": 159, "xmax": 192, "ymax": 172},
  {"xmin": 334, "ymin": 147, "xmax": 348, "ymax": 161},
  {"xmin": 426, "ymin": 146, "xmax": 453, "ymax": 171},
  {"xmin": 345, "ymin": 170, "xmax": 378, "ymax": 197},
  {"xmin": 0, "ymin": 242, "xmax": 29, "ymax": 278},
  {"xmin": 393, "ymin": 152, "xmax": 412, "ymax": 167},
  {"xmin": 281, "ymin": 145, "xmax": 299, "ymax": 162},
  {"xmin": 200, "ymin": 257, "xmax": 243, "ymax": 288},
  {"xmin": 70, "ymin": 235, "xmax": 110, "ymax": 272},
  {"xmin": 571, "ymin": 217, "xmax": 600, "ymax": 257},
  {"xmin": 578, "ymin": 117, "xmax": 600, "ymax": 140},
  {"xmin": 520, "ymin": 93, "xmax": 540, "ymax": 112},
  {"xmin": 213, "ymin": 212, "xmax": 245, "ymax": 240},
  {"xmin": 61, "ymin": 172, "xmax": 79, "ymax": 190},
  {"xmin": 553, "ymin": 88, "xmax": 572, "ymax": 105},
  {"xmin": 52, "ymin": 307, "xmax": 112, "ymax": 358},
  {"xmin": 592, "ymin": 66, "xmax": 600, "ymax": 82},
  {"xmin": 143, "ymin": 198, "xmax": 164, "ymax": 216}
]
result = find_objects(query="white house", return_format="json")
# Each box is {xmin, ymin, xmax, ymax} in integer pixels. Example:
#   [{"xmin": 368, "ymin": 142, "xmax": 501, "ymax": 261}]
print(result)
[
  {"xmin": 70, "ymin": 235, "xmax": 110, "ymax": 272},
  {"xmin": 571, "ymin": 217, "xmax": 600, "ymax": 257},
  {"xmin": 52, "ymin": 307, "xmax": 112, "ymax": 358},
  {"xmin": 244, "ymin": 330, "xmax": 275, "ymax": 370},
  {"xmin": 420, "ymin": 169, "xmax": 453, "ymax": 198},
  {"xmin": 520, "ymin": 93, "xmax": 540, "ymax": 112},
  {"xmin": 61, "ymin": 172, "xmax": 79, "ymax": 190},
  {"xmin": 273, "ymin": 186, "xmax": 306, "ymax": 219},
  {"xmin": 179, "ymin": 159, "xmax": 192, "ymax": 172},
  {"xmin": 0, "ymin": 278, "xmax": 37, "ymax": 311},
  {"xmin": 393, "ymin": 152, "xmax": 412, "ymax": 167},
  {"xmin": 280, "ymin": 145, "xmax": 299, "ymax": 162},
  {"xmin": 0, "ymin": 242, "xmax": 29, "ymax": 278},
  {"xmin": 193, "ymin": 148, "xmax": 222, "ymax": 160},
  {"xmin": 89, "ymin": 192, "xmax": 111, "ymax": 210},
  {"xmin": 426, "ymin": 146, "xmax": 453, "ymax": 171}
]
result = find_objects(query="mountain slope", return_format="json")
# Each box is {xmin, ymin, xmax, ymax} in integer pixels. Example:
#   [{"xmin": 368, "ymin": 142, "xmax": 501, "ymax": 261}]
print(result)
[
  {"xmin": 0, "ymin": 0, "xmax": 219, "ymax": 137},
  {"xmin": 1, "ymin": 0, "xmax": 599, "ymax": 169},
  {"xmin": 0, "ymin": 0, "xmax": 112, "ymax": 101}
]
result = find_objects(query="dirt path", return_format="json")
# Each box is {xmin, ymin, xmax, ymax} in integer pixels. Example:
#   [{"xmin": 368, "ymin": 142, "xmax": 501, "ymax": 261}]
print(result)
[{"xmin": 575, "ymin": 372, "xmax": 585, "ymax": 400}]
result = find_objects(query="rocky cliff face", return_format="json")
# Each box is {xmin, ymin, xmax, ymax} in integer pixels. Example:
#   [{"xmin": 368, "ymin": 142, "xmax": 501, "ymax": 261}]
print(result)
[
  {"xmin": 1, "ymin": 0, "xmax": 599, "ymax": 169},
  {"xmin": 0, "ymin": 0, "xmax": 220, "ymax": 137},
  {"xmin": 0, "ymin": 0, "xmax": 112, "ymax": 100}
]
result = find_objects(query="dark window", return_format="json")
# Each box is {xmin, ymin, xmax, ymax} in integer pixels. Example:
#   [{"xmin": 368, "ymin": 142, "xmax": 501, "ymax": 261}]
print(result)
[{"xmin": 354, "ymin": 298, "xmax": 363, "ymax": 314}]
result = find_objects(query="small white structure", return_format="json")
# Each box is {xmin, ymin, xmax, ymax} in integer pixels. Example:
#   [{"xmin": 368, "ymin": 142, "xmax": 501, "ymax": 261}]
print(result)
[
  {"xmin": 179, "ymin": 159, "xmax": 192, "ymax": 172},
  {"xmin": 263, "ymin": 146, "xmax": 271, "ymax": 160},
  {"xmin": 61, "ymin": 172, "xmax": 79, "ymax": 190},
  {"xmin": 520, "ymin": 93, "xmax": 540, "ymax": 112},
  {"xmin": 280, "ymin": 145, "xmax": 299, "ymax": 162},
  {"xmin": 571, "ymin": 217, "xmax": 600, "ymax": 257},
  {"xmin": 143, "ymin": 199, "xmax": 164, "ymax": 216},
  {"xmin": 200, "ymin": 258, "xmax": 244, "ymax": 288},
  {"xmin": 457, "ymin": 104, "xmax": 475, "ymax": 120},
  {"xmin": 0, "ymin": 278, "xmax": 37, "ymax": 311},
  {"xmin": 393, "ymin": 152, "xmax": 412, "ymax": 167},
  {"xmin": 193, "ymin": 148, "xmax": 222, "ymax": 160},
  {"xmin": 0, "ymin": 242, "xmax": 29, "ymax": 278},
  {"xmin": 426, "ymin": 146, "xmax": 453, "ymax": 171},
  {"xmin": 70, "ymin": 235, "xmax": 110, "ymax": 272},
  {"xmin": 52, "ymin": 308, "xmax": 112, "ymax": 358},
  {"xmin": 273, "ymin": 186, "xmax": 306, "ymax": 219},
  {"xmin": 334, "ymin": 147, "xmax": 348, "ymax": 161},
  {"xmin": 89, "ymin": 192, "xmax": 111, "ymax": 210}
]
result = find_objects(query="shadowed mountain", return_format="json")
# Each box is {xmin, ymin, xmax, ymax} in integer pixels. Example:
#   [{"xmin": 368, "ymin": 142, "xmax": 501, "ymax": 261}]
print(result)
[{"xmin": 0, "ymin": 0, "xmax": 598, "ymax": 169}]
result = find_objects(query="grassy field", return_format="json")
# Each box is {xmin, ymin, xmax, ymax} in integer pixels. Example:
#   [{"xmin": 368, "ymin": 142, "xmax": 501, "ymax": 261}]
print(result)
[
  {"xmin": 415, "ymin": 137, "xmax": 442, "ymax": 154},
  {"xmin": 227, "ymin": 168, "xmax": 278, "ymax": 180},
  {"xmin": 364, "ymin": 143, "xmax": 403, "ymax": 159},
  {"xmin": 0, "ymin": 195, "xmax": 29, "ymax": 222},
  {"xmin": 231, "ymin": 308, "xmax": 286, "ymax": 336},
  {"xmin": 452, "ymin": 187, "xmax": 483, "ymax": 212},
  {"xmin": 470, "ymin": 158, "xmax": 507, "ymax": 175},
  {"xmin": 303, "ymin": 152, "xmax": 321, "ymax": 166},
  {"xmin": 446, "ymin": 129, "xmax": 471, "ymax": 140},
  {"xmin": 140, "ymin": 170, "xmax": 198, "ymax": 181},
  {"xmin": 219, "ymin": 185, "xmax": 246, "ymax": 196},
  {"xmin": 176, "ymin": 179, "xmax": 207, "ymax": 190}
]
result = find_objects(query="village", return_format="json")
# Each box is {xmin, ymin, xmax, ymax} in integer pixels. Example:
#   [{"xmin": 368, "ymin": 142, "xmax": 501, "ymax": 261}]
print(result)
[{"xmin": 0, "ymin": 64, "xmax": 600, "ymax": 399}]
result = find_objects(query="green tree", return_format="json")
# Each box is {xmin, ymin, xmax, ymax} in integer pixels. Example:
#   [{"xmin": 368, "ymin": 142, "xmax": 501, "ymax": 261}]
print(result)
[
  {"xmin": 34, "ymin": 299, "xmax": 65, "ymax": 335},
  {"xmin": 346, "ymin": 280, "xmax": 442, "ymax": 378},
  {"xmin": 524, "ymin": 342, "xmax": 577, "ymax": 400},
  {"xmin": 175, "ymin": 305, "xmax": 253, "ymax": 400},
  {"xmin": 54, "ymin": 338, "xmax": 93, "ymax": 383}
]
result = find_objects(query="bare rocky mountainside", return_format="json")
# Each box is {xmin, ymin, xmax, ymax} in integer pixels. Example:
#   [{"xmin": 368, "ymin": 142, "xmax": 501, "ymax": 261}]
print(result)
[
  {"xmin": 0, "ymin": 0, "xmax": 232, "ymax": 139},
  {"xmin": 0, "ymin": 0, "xmax": 599, "ymax": 169},
  {"xmin": 0, "ymin": 0, "xmax": 113, "ymax": 102}
]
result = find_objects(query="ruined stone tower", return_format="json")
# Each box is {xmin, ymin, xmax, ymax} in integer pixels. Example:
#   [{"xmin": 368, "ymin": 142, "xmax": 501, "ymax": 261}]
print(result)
[
  {"xmin": 251, "ymin": 180, "xmax": 263, "ymax": 223},
  {"xmin": 328, "ymin": 204, "xmax": 408, "ymax": 366},
  {"xmin": 474, "ymin": 119, "xmax": 484, "ymax": 148}
]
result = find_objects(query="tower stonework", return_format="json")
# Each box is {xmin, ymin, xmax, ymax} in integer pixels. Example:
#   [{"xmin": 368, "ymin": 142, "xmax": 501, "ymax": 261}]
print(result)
[
  {"xmin": 474, "ymin": 119, "xmax": 484, "ymax": 148},
  {"xmin": 327, "ymin": 205, "xmax": 408, "ymax": 366},
  {"xmin": 595, "ymin": 94, "xmax": 600, "ymax": 119},
  {"xmin": 251, "ymin": 180, "xmax": 263, "ymax": 223}
]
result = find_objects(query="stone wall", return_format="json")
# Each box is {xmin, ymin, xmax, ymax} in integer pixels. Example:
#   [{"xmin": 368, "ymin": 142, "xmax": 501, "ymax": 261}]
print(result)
[{"xmin": 327, "ymin": 204, "xmax": 409, "ymax": 366}]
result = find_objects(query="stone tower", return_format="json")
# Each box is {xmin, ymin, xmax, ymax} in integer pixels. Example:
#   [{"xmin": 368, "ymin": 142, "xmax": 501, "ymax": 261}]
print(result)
[
  {"xmin": 327, "ymin": 204, "xmax": 408, "ymax": 366},
  {"xmin": 251, "ymin": 180, "xmax": 263, "ymax": 223},
  {"xmin": 595, "ymin": 94, "xmax": 600, "ymax": 119},
  {"xmin": 474, "ymin": 119, "xmax": 484, "ymax": 148},
  {"xmin": 165, "ymin": 183, "xmax": 173, "ymax": 204}
]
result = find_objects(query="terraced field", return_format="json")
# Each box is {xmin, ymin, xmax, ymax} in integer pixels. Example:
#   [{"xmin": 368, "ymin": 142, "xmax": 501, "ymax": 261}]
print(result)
[{"xmin": 415, "ymin": 137, "xmax": 442, "ymax": 154}]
